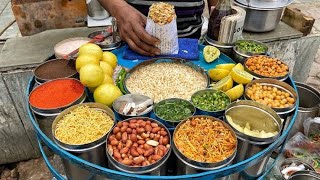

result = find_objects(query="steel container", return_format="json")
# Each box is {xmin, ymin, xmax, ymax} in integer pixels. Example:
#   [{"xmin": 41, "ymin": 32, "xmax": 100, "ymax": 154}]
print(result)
[
  {"xmin": 88, "ymin": 30, "xmax": 122, "ymax": 51},
  {"xmin": 86, "ymin": 0, "xmax": 109, "ymax": 20},
  {"xmin": 225, "ymin": 100, "xmax": 282, "ymax": 179},
  {"xmin": 52, "ymin": 103, "xmax": 115, "ymax": 180},
  {"xmin": 234, "ymin": 1, "xmax": 284, "ymax": 32},
  {"xmin": 204, "ymin": 35, "xmax": 234, "ymax": 57},
  {"xmin": 288, "ymin": 170, "xmax": 320, "ymax": 180},
  {"xmin": 106, "ymin": 117, "xmax": 172, "ymax": 175},
  {"xmin": 244, "ymin": 78, "xmax": 297, "ymax": 119},
  {"xmin": 33, "ymin": 59, "xmax": 78, "ymax": 84},
  {"xmin": 287, "ymin": 82, "xmax": 320, "ymax": 140},
  {"xmin": 233, "ymin": 40, "xmax": 268, "ymax": 64},
  {"xmin": 173, "ymin": 116, "xmax": 237, "ymax": 176},
  {"xmin": 29, "ymin": 78, "xmax": 86, "ymax": 117},
  {"xmin": 244, "ymin": 55, "xmax": 289, "ymax": 81},
  {"xmin": 191, "ymin": 89, "xmax": 231, "ymax": 118},
  {"xmin": 153, "ymin": 98, "xmax": 196, "ymax": 128},
  {"xmin": 112, "ymin": 94, "xmax": 153, "ymax": 119},
  {"xmin": 279, "ymin": 158, "xmax": 316, "ymax": 180}
]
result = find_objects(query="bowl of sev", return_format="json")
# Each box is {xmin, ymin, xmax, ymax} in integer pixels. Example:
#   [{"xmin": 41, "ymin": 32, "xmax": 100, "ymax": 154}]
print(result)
[
  {"xmin": 173, "ymin": 115, "xmax": 237, "ymax": 170},
  {"xmin": 52, "ymin": 103, "xmax": 115, "ymax": 150}
]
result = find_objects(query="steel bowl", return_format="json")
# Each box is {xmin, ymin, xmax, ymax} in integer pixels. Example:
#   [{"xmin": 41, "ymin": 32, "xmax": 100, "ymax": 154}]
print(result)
[
  {"xmin": 235, "ymin": 0, "xmax": 293, "ymax": 9},
  {"xmin": 204, "ymin": 35, "xmax": 234, "ymax": 57},
  {"xmin": 225, "ymin": 100, "xmax": 282, "ymax": 144},
  {"xmin": 112, "ymin": 94, "xmax": 153, "ymax": 119},
  {"xmin": 191, "ymin": 89, "xmax": 231, "ymax": 117},
  {"xmin": 52, "ymin": 102, "xmax": 115, "ymax": 151},
  {"xmin": 244, "ymin": 78, "xmax": 297, "ymax": 119},
  {"xmin": 234, "ymin": 1, "xmax": 285, "ymax": 32},
  {"xmin": 123, "ymin": 58, "xmax": 210, "ymax": 102},
  {"xmin": 244, "ymin": 55, "xmax": 289, "ymax": 81},
  {"xmin": 29, "ymin": 78, "xmax": 86, "ymax": 117},
  {"xmin": 153, "ymin": 98, "xmax": 196, "ymax": 128},
  {"xmin": 34, "ymin": 59, "xmax": 78, "ymax": 84},
  {"xmin": 106, "ymin": 117, "xmax": 172, "ymax": 174},
  {"xmin": 233, "ymin": 40, "xmax": 268, "ymax": 64},
  {"xmin": 279, "ymin": 158, "xmax": 316, "ymax": 180},
  {"xmin": 88, "ymin": 30, "xmax": 122, "ymax": 51},
  {"xmin": 173, "ymin": 115, "xmax": 237, "ymax": 170}
]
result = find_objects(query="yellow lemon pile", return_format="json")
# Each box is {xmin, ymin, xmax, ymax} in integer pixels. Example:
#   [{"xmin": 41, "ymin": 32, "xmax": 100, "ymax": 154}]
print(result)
[
  {"xmin": 209, "ymin": 63, "xmax": 253, "ymax": 101},
  {"xmin": 76, "ymin": 43, "xmax": 122, "ymax": 107}
]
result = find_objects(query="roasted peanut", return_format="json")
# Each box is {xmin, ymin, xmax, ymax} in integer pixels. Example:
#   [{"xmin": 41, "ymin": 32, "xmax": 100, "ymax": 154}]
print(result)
[
  {"xmin": 145, "ymin": 125, "xmax": 152, "ymax": 133},
  {"xmin": 144, "ymin": 148, "xmax": 154, "ymax": 157},
  {"xmin": 113, "ymin": 127, "xmax": 120, "ymax": 134},
  {"xmin": 115, "ymin": 132, "xmax": 121, "ymax": 140},
  {"xmin": 120, "ymin": 147, "xmax": 129, "ymax": 154},
  {"xmin": 122, "ymin": 121, "xmax": 129, "ymax": 127},
  {"xmin": 122, "ymin": 132, "xmax": 128, "ymax": 143},
  {"xmin": 133, "ymin": 156, "xmax": 145, "ymax": 165},
  {"xmin": 108, "ymin": 135, "xmax": 116, "ymax": 141},
  {"xmin": 137, "ymin": 140, "xmax": 145, "ymax": 145},
  {"xmin": 117, "ymin": 141, "xmax": 123, "ymax": 150},
  {"xmin": 137, "ymin": 128, "xmax": 145, "ymax": 134},
  {"xmin": 137, "ymin": 147, "xmax": 144, "ymax": 155},
  {"xmin": 130, "ymin": 133, "xmax": 137, "ymax": 142},
  {"xmin": 110, "ymin": 139, "xmax": 119, "ymax": 146},
  {"xmin": 125, "ymin": 140, "xmax": 133, "ymax": 148},
  {"xmin": 122, "ymin": 158, "xmax": 132, "ymax": 165},
  {"xmin": 160, "ymin": 130, "xmax": 167, "ymax": 136},
  {"xmin": 114, "ymin": 150, "xmax": 121, "ymax": 159},
  {"xmin": 141, "ymin": 133, "xmax": 149, "ymax": 139},
  {"xmin": 129, "ymin": 119, "xmax": 137, "ymax": 124},
  {"xmin": 162, "ymin": 136, "xmax": 169, "ymax": 145},
  {"xmin": 151, "ymin": 127, "xmax": 161, "ymax": 133},
  {"xmin": 120, "ymin": 126, "xmax": 128, "ymax": 133},
  {"xmin": 151, "ymin": 122, "xmax": 158, "ymax": 128},
  {"xmin": 130, "ymin": 147, "xmax": 139, "ymax": 157},
  {"xmin": 126, "ymin": 128, "xmax": 132, "ymax": 134},
  {"xmin": 144, "ymin": 143, "xmax": 152, "ymax": 150},
  {"xmin": 132, "ymin": 142, "xmax": 138, "ymax": 148},
  {"xmin": 129, "ymin": 123, "xmax": 136, "ymax": 129},
  {"xmin": 152, "ymin": 155, "xmax": 162, "ymax": 161}
]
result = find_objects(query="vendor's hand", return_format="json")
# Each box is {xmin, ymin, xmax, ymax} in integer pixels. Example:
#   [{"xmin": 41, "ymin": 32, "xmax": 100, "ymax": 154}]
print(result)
[{"xmin": 114, "ymin": 4, "xmax": 160, "ymax": 56}]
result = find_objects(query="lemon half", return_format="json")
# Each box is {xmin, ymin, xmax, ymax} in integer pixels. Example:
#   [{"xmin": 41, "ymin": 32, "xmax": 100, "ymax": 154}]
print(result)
[
  {"xmin": 231, "ymin": 68, "xmax": 253, "ymax": 84},
  {"xmin": 208, "ymin": 68, "xmax": 230, "ymax": 81},
  {"xmin": 225, "ymin": 84, "xmax": 244, "ymax": 101},
  {"xmin": 203, "ymin": 45, "xmax": 220, "ymax": 63},
  {"xmin": 211, "ymin": 75, "xmax": 233, "ymax": 92}
]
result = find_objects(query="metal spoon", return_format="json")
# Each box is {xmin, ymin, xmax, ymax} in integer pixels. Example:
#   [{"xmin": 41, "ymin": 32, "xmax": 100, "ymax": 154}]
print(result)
[{"xmin": 112, "ymin": 17, "xmax": 117, "ymax": 43}]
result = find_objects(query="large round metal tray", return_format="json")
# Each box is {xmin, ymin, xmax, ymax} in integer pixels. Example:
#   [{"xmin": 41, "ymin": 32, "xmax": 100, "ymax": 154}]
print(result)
[{"xmin": 26, "ymin": 74, "xmax": 299, "ymax": 179}]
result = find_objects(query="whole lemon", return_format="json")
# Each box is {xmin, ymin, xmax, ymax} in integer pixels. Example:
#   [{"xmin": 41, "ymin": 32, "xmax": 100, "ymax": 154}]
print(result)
[
  {"xmin": 100, "ymin": 61, "xmax": 114, "ymax": 76},
  {"xmin": 94, "ymin": 83, "xmax": 123, "ymax": 107},
  {"xmin": 79, "ymin": 43, "xmax": 103, "ymax": 60},
  {"xmin": 76, "ymin": 54, "xmax": 100, "ymax": 71},
  {"xmin": 101, "ymin": 51, "xmax": 118, "ymax": 69},
  {"xmin": 103, "ymin": 74, "xmax": 114, "ymax": 84},
  {"xmin": 79, "ymin": 64, "xmax": 104, "ymax": 88}
]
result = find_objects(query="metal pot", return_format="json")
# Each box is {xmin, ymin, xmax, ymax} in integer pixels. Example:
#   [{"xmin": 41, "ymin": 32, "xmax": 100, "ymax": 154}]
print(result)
[
  {"xmin": 234, "ymin": 1, "xmax": 284, "ymax": 32},
  {"xmin": 286, "ymin": 82, "xmax": 320, "ymax": 140}
]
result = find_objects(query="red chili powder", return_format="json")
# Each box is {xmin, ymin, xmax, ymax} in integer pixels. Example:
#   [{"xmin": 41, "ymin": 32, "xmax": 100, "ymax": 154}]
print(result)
[{"xmin": 29, "ymin": 79, "xmax": 84, "ymax": 109}]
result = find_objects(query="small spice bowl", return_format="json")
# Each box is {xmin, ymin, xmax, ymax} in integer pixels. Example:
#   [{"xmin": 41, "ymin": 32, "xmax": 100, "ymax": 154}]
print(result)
[
  {"xmin": 29, "ymin": 78, "xmax": 86, "ymax": 116},
  {"xmin": 244, "ymin": 78, "xmax": 297, "ymax": 119},
  {"xmin": 244, "ymin": 55, "xmax": 289, "ymax": 81},
  {"xmin": 233, "ymin": 39, "xmax": 268, "ymax": 64},
  {"xmin": 34, "ymin": 59, "xmax": 78, "ymax": 84},
  {"xmin": 279, "ymin": 158, "xmax": 316, "ymax": 180},
  {"xmin": 191, "ymin": 89, "xmax": 231, "ymax": 117},
  {"xmin": 88, "ymin": 30, "xmax": 122, "ymax": 51},
  {"xmin": 54, "ymin": 37, "xmax": 91, "ymax": 59},
  {"xmin": 112, "ymin": 94, "xmax": 153, "ymax": 119},
  {"xmin": 153, "ymin": 98, "xmax": 196, "ymax": 128}
]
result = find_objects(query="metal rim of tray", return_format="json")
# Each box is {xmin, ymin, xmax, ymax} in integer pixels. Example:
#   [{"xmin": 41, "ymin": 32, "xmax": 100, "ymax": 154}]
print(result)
[{"xmin": 26, "ymin": 76, "xmax": 299, "ymax": 179}]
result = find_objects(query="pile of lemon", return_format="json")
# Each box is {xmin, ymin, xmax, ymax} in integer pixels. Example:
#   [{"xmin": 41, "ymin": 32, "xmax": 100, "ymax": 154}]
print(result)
[
  {"xmin": 76, "ymin": 43, "xmax": 122, "ymax": 107},
  {"xmin": 208, "ymin": 63, "xmax": 253, "ymax": 101}
]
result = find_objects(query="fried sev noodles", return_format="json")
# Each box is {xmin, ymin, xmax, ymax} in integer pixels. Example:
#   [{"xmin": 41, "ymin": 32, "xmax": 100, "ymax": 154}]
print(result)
[
  {"xmin": 55, "ymin": 106, "xmax": 114, "ymax": 145},
  {"xmin": 174, "ymin": 117, "xmax": 237, "ymax": 163}
]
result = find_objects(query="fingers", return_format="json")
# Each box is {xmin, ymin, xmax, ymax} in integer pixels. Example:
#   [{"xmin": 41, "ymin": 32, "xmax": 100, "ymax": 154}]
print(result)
[
  {"xmin": 128, "ymin": 28, "xmax": 160, "ymax": 56},
  {"xmin": 126, "ymin": 38, "xmax": 154, "ymax": 56}
]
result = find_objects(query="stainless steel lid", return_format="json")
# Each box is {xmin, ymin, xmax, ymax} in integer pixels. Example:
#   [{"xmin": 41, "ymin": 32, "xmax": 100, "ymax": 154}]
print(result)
[{"xmin": 234, "ymin": 0, "xmax": 293, "ymax": 9}]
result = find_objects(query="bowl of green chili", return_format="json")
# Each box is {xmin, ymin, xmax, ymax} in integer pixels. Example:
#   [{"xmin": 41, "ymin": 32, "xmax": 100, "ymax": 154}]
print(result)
[
  {"xmin": 153, "ymin": 98, "xmax": 196, "ymax": 127},
  {"xmin": 233, "ymin": 39, "xmax": 268, "ymax": 64},
  {"xmin": 191, "ymin": 89, "xmax": 231, "ymax": 117}
]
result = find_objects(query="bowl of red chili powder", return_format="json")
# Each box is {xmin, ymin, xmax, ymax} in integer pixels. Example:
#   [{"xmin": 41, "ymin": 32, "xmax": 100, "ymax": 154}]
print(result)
[{"xmin": 29, "ymin": 78, "xmax": 86, "ymax": 116}]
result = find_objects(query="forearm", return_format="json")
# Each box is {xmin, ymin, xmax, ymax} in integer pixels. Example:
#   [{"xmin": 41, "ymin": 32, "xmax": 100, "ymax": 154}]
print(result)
[{"xmin": 98, "ymin": 0, "xmax": 128, "ymax": 17}]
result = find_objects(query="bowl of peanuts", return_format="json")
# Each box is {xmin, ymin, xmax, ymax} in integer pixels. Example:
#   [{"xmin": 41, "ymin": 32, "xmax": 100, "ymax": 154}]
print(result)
[
  {"xmin": 244, "ymin": 55, "xmax": 289, "ymax": 81},
  {"xmin": 106, "ymin": 117, "xmax": 171, "ymax": 174},
  {"xmin": 244, "ymin": 78, "xmax": 297, "ymax": 118}
]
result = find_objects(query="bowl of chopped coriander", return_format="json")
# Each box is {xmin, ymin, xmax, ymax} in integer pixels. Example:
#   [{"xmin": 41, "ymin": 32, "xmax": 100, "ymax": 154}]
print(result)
[
  {"xmin": 191, "ymin": 89, "xmax": 231, "ymax": 118},
  {"xmin": 153, "ymin": 98, "xmax": 196, "ymax": 127},
  {"xmin": 233, "ymin": 39, "xmax": 268, "ymax": 64}
]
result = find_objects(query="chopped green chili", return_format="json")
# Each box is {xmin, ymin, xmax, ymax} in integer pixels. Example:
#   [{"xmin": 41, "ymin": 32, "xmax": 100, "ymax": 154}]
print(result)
[
  {"xmin": 192, "ymin": 91, "xmax": 230, "ymax": 111},
  {"xmin": 236, "ymin": 41, "xmax": 266, "ymax": 54},
  {"xmin": 155, "ymin": 100, "xmax": 194, "ymax": 122}
]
